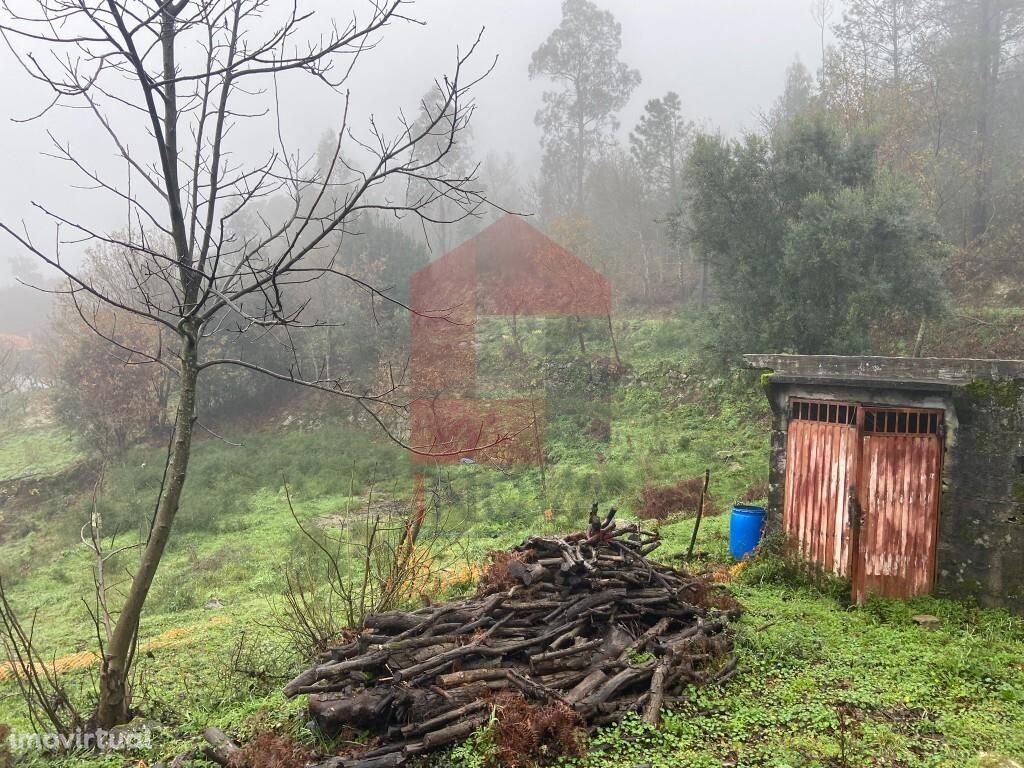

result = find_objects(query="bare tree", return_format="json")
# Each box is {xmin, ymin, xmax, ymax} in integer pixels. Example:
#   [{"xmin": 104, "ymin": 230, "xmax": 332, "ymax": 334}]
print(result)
[
  {"xmin": 0, "ymin": 0, "xmax": 492, "ymax": 729},
  {"xmin": 834, "ymin": 0, "xmax": 931, "ymax": 91},
  {"xmin": 811, "ymin": 0, "xmax": 835, "ymax": 70}
]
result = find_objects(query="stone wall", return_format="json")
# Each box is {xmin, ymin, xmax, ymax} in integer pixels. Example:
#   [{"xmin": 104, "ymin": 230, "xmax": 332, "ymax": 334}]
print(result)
[{"xmin": 940, "ymin": 380, "xmax": 1024, "ymax": 612}]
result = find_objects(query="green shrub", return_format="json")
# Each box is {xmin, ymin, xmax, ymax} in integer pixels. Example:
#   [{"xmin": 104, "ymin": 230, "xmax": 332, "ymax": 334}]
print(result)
[
  {"xmin": 860, "ymin": 595, "xmax": 916, "ymax": 625},
  {"xmin": 150, "ymin": 568, "xmax": 200, "ymax": 613}
]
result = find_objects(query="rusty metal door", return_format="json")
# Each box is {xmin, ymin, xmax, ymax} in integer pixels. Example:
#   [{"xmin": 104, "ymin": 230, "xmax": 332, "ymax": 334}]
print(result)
[
  {"xmin": 783, "ymin": 400, "xmax": 944, "ymax": 601},
  {"xmin": 851, "ymin": 408, "xmax": 943, "ymax": 603},
  {"xmin": 783, "ymin": 400, "xmax": 859, "ymax": 576}
]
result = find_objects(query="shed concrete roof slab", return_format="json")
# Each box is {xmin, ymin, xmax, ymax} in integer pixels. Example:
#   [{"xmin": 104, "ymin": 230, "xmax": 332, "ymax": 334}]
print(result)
[{"xmin": 743, "ymin": 354, "xmax": 1024, "ymax": 387}]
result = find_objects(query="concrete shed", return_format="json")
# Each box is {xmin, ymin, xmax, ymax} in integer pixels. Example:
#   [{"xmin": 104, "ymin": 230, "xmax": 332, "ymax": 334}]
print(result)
[{"xmin": 745, "ymin": 354, "xmax": 1024, "ymax": 613}]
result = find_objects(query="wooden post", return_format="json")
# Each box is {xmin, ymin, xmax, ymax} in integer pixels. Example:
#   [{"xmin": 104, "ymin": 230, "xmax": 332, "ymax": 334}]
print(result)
[
  {"xmin": 686, "ymin": 469, "xmax": 710, "ymax": 561},
  {"xmin": 531, "ymin": 401, "xmax": 547, "ymax": 499}
]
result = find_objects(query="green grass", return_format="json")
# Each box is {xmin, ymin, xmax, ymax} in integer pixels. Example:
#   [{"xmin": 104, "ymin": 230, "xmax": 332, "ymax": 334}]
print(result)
[
  {"xmin": 0, "ymin": 315, "xmax": 1022, "ymax": 767},
  {"xmin": 572, "ymin": 521, "xmax": 1024, "ymax": 768},
  {"xmin": 0, "ymin": 420, "xmax": 410, "ymax": 651},
  {"xmin": 0, "ymin": 416, "xmax": 81, "ymax": 482}
]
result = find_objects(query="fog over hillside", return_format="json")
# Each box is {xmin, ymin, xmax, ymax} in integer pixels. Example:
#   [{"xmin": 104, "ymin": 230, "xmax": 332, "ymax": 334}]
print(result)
[
  {"xmin": 2, "ymin": 3, "xmax": 1024, "ymax": 764},
  {"xmin": 0, "ymin": 0, "xmax": 823, "ymax": 288}
]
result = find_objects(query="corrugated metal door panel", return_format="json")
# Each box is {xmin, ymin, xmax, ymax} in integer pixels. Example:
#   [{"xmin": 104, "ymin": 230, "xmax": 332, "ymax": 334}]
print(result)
[
  {"xmin": 818, "ymin": 422, "xmax": 834, "ymax": 567},
  {"xmin": 853, "ymin": 417, "xmax": 942, "ymax": 603},
  {"xmin": 830, "ymin": 432, "xmax": 844, "ymax": 569},
  {"xmin": 839, "ymin": 425, "xmax": 858, "ymax": 572},
  {"xmin": 807, "ymin": 422, "xmax": 822, "ymax": 563},
  {"xmin": 783, "ymin": 406, "xmax": 858, "ymax": 577}
]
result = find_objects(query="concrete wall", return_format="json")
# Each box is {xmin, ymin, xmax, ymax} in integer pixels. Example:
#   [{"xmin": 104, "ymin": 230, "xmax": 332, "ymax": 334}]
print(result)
[
  {"xmin": 763, "ymin": 377, "xmax": 1024, "ymax": 612},
  {"xmin": 942, "ymin": 380, "xmax": 1024, "ymax": 612}
]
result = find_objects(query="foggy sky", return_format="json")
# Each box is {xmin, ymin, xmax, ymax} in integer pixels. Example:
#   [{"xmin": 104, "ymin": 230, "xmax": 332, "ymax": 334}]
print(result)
[{"xmin": 0, "ymin": 0, "xmax": 826, "ymax": 284}]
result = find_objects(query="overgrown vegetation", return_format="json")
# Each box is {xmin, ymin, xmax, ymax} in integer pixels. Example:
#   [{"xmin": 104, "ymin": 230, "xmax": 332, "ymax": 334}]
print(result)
[
  {"xmin": 689, "ymin": 114, "xmax": 947, "ymax": 358},
  {"xmin": 1, "ymin": 0, "xmax": 1023, "ymax": 762},
  {"xmin": 0, "ymin": 317, "xmax": 1020, "ymax": 767}
]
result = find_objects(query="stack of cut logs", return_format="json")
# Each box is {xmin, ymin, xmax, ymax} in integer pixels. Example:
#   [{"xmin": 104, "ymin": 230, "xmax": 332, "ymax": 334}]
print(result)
[{"xmin": 284, "ymin": 508, "xmax": 741, "ymax": 768}]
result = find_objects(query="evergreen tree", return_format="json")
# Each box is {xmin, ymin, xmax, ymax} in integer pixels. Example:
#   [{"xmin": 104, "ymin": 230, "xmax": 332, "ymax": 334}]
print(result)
[
  {"xmin": 689, "ymin": 115, "xmax": 946, "ymax": 356},
  {"xmin": 529, "ymin": 0, "xmax": 641, "ymax": 216}
]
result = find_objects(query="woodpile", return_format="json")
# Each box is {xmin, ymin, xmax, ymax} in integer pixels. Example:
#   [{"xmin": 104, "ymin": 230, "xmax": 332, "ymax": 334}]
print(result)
[{"xmin": 284, "ymin": 507, "xmax": 742, "ymax": 768}]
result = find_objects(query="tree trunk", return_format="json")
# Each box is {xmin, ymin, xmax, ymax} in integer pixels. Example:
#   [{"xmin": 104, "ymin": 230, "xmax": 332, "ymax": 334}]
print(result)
[
  {"xmin": 511, "ymin": 313, "xmax": 522, "ymax": 352},
  {"xmin": 699, "ymin": 247, "xmax": 710, "ymax": 310},
  {"xmin": 94, "ymin": 330, "xmax": 198, "ymax": 729},
  {"xmin": 679, "ymin": 241, "xmax": 687, "ymax": 303},
  {"xmin": 970, "ymin": 0, "xmax": 999, "ymax": 241},
  {"xmin": 575, "ymin": 84, "xmax": 585, "ymax": 214},
  {"xmin": 639, "ymin": 232, "xmax": 651, "ymax": 302},
  {"xmin": 890, "ymin": 5, "xmax": 902, "ymax": 89},
  {"xmin": 606, "ymin": 314, "xmax": 621, "ymax": 368}
]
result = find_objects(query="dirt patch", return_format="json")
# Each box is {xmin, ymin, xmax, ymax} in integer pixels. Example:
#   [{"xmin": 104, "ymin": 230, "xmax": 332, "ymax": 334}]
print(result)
[
  {"xmin": 637, "ymin": 476, "xmax": 719, "ymax": 521},
  {"xmin": 679, "ymin": 578, "xmax": 744, "ymax": 612},
  {"xmin": 0, "ymin": 458, "xmax": 98, "ymax": 511},
  {"xmin": 315, "ymin": 498, "xmax": 410, "ymax": 530}
]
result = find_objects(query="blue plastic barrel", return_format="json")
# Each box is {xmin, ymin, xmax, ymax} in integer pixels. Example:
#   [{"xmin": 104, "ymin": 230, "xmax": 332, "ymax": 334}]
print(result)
[{"xmin": 729, "ymin": 504, "xmax": 767, "ymax": 560}]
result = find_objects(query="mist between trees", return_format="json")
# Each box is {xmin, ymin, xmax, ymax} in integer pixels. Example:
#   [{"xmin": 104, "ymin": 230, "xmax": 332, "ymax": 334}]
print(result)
[{"xmin": 0, "ymin": 0, "xmax": 1021, "ymax": 736}]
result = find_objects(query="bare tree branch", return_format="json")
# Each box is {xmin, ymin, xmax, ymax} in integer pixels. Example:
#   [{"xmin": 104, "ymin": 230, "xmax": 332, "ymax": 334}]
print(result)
[{"xmin": 0, "ymin": 0, "xmax": 495, "ymax": 728}]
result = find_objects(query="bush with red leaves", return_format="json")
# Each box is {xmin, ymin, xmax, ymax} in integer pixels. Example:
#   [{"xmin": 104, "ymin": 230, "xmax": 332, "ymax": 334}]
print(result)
[
  {"xmin": 477, "ymin": 550, "xmax": 533, "ymax": 594},
  {"xmin": 0, "ymin": 724, "xmax": 11, "ymax": 768},
  {"xmin": 491, "ymin": 692, "xmax": 586, "ymax": 768},
  {"xmin": 637, "ymin": 476, "xmax": 718, "ymax": 521},
  {"xmin": 740, "ymin": 480, "xmax": 770, "ymax": 504},
  {"xmin": 228, "ymin": 733, "xmax": 315, "ymax": 768}
]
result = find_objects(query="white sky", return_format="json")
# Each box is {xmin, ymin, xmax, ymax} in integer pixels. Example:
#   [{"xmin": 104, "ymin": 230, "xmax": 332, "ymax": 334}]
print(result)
[{"xmin": 0, "ymin": 0, "xmax": 827, "ymax": 283}]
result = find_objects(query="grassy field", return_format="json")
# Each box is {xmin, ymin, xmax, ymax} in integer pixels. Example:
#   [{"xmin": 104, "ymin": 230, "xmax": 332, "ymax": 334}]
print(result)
[
  {"xmin": 0, "ymin": 419, "xmax": 81, "ymax": 483},
  {"xmin": 0, "ymin": 317, "xmax": 1022, "ymax": 767}
]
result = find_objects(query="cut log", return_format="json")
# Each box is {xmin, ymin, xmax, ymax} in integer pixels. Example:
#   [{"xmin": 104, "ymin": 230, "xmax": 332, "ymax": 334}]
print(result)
[
  {"xmin": 643, "ymin": 656, "xmax": 673, "ymax": 725},
  {"xmin": 202, "ymin": 728, "xmax": 241, "ymax": 767},
  {"xmin": 507, "ymin": 559, "xmax": 548, "ymax": 586},
  {"xmin": 421, "ymin": 714, "xmax": 489, "ymax": 749}
]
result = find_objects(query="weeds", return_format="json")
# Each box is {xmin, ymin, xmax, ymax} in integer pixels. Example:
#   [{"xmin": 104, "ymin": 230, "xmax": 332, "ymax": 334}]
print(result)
[
  {"xmin": 1, "ymin": 317, "xmax": 1023, "ymax": 766},
  {"xmin": 735, "ymin": 533, "xmax": 851, "ymax": 602},
  {"xmin": 272, "ymin": 479, "xmax": 470, "ymax": 657},
  {"xmin": 228, "ymin": 732, "xmax": 314, "ymax": 768},
  {"xmin": 0, "ymin": 579, "xmax": 84, "ymax": 738},
  {"xmin": 637, "ymin": 476, "xmax": 719, "ymax": 521}
]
